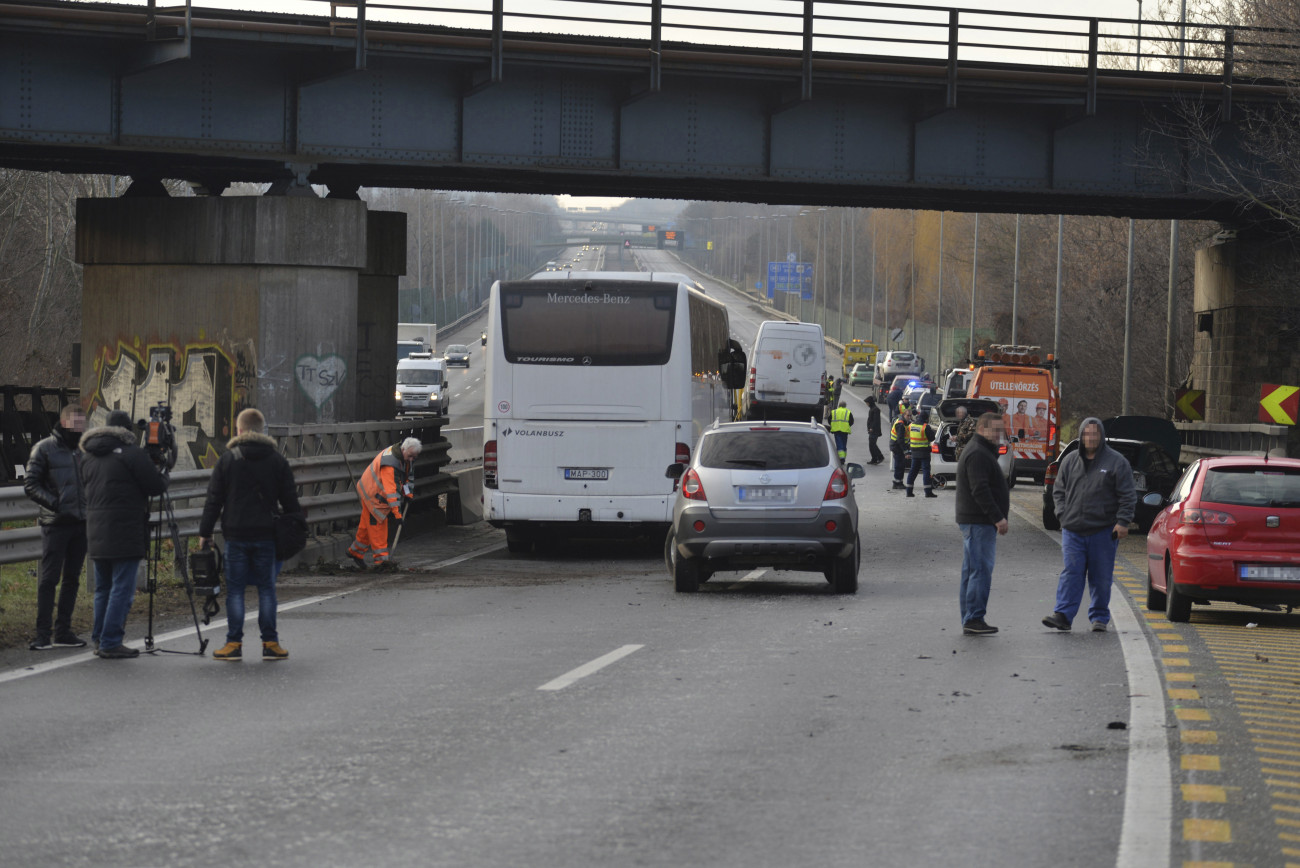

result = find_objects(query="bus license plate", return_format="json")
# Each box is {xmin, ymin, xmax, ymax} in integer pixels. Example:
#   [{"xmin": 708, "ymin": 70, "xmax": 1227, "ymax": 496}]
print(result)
[
  {"xmin": 1240, "ymin": 564, "xmax": 1300, "ymax": 582},
  {"xmin": 564, "ymin": 468, "xmax": 609, "ymax": 480},
  {"xmin": 738, "ymin": 486, "xmax": 795, "ymax": 502}
]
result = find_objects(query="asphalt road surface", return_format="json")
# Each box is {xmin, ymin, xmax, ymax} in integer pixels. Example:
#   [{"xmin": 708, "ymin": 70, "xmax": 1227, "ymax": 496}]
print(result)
[{"xmin": 3, "ymin": 247, "xmax": 1251, "ymax": 868}]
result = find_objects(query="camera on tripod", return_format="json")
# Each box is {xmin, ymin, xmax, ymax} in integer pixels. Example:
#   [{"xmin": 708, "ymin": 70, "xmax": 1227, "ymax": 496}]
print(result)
[{"xmin": 140, "ymin": 402, "xmax": 178, "ymax": 472}]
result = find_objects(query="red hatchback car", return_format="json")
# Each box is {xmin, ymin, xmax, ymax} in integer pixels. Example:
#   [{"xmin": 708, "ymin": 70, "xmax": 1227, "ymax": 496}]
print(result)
[{"xmin": 1146, "ymin": 456, "xmax": 1300, "ymax": 622}]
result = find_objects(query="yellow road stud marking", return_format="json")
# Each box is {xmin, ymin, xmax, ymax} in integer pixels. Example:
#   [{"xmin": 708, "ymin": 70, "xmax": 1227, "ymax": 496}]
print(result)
[
  {"xmin": 1184, "ymin": 818, "xmax": 1232, "ymax": 842},
  {"xmin": 1182, "ymin": 784, "xmax": 1228, "ymax": 802}
]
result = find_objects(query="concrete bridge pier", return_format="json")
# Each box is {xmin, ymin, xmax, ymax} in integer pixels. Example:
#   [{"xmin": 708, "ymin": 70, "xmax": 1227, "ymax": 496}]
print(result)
[
  {"xmin": 75, "ymin": 194, "xmax": 405, "ymax": 470},
  {"xmin": 1191, "ymin": 228, "xmax": 1300, "ymax": 456}
]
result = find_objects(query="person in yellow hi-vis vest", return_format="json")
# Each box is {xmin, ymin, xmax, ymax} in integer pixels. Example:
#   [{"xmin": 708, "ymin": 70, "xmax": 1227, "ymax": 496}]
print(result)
[
  {"xmin": 828, "ymin": 401, "xmax": 854, "ymax": 462},
  {"xmin": 905, "ymin": 409, "xmax": 937, "ymax": 498},
  {"xmin": 890, "ymin": 406, "xmax": 911, "ymax": 490},
  {"xmin": 347, "ymin": 437, "xmax": 422, "ymax": 570}
]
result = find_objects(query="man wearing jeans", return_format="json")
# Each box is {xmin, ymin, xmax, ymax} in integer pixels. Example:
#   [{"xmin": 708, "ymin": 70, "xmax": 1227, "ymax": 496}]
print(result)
[
  {"xmin": 954, "ymin": 413, "xmax": 1010, "ymax": 635},
  {"xmin": 199, "ymin": 408, "xmax": 301, "ymax": 661},
  {"xmin": 1042, "ymin": 417, "xmax": 1136, "ymax": 633},
  {"xmin": 79, "ymin": 409, "xmax": 168, "ymax": 658}
]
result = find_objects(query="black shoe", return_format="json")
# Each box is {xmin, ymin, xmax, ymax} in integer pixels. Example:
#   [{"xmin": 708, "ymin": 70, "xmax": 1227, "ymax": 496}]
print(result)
[
  {"xmin": 1042, "ymin": 612, "xmax": 1071, "ymax": 631},
  {"xmin": 29, "ymin": 636, "xmax": 53, "ymax": 651},
  {"xmin": 905, "ymin": 490, "xmax": 915, "ymax": 497},
  {"xmin": 52, "ymin": 632, "xmax": 87, "ymax": 648},
  {"xmin": 963, "ymin": 620, "xmax": 999, "ymax": 635},
  {"xmin": 345, "ymin": 552, "xmax": 366, "ymax": 571},
  {"xmin": 96, "ymin": 644, "xmax": 140, "ymax": 659},
  {"xmin": 924, "ymin": 491, "xmax": 938, "ymax": 498},
  {"xmin": 891, "ymin": 481, "xmax": 905, "ymax": 490}
]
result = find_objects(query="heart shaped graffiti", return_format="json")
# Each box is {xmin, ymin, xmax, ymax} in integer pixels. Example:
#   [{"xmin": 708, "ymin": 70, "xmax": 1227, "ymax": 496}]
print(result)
[{"xmin": 295, "ymin": 354, "xmax": 347, "ymax": 408}]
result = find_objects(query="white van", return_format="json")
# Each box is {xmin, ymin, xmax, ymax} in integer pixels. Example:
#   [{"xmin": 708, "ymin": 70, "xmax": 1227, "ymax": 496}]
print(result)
[
  {"xmin": 395, "ymin": 353, "xmax": 448, "ymax": 416},
  {"xmin": 742, "ymin": 320, "xmax": 827, "ymax": 422}
]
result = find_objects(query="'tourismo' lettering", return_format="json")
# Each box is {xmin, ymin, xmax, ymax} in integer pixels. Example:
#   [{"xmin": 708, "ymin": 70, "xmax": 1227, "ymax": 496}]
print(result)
[
  {"xmin": 518, "ymin": 356, "xmax": 576, "ymax": 363},
  {"xmin": 546, "ymin": 292, "xmax": 632, "ymax": 304},
  {"xmin": 988, "ymin": 380, "xmax": 1043, "ymax": 393}
]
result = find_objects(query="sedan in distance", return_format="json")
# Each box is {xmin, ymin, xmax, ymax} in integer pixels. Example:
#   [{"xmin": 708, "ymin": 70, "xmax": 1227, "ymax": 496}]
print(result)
[
  {"xmin": 665, "ymin": 421, "xmax": 865, "ymax": 594},
  {"xmin": 1146, "ymin": 456, "xmax": 1300, "ymax": 621},
  {"xmin": 846, "ymin": 363, "xmax": 873, "ymax": 387},
  {"xmin": 444, "ymin": 344, "xmax": 471, "ymax": 367}
]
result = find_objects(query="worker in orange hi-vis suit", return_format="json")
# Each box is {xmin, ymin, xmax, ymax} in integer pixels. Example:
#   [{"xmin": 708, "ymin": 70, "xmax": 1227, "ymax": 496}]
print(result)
[{"xmin": 346, "ymin": 437, "xmax": 421, "ymax": 570}]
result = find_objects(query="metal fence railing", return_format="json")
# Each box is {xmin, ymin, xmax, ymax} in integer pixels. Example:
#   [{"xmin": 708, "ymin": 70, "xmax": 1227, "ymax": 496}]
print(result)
[{"xmin": 28, "ymin": 0, "xmax": 1295, "ymax": 83}]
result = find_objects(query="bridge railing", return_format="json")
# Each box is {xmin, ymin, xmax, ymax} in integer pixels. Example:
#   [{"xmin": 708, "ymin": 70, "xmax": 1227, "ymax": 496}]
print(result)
[
  {"xmin": 83, "ymin": 0, "xmax": 1294, "ymax": 83},
  {"xmin": 0, "ymin": 420, "xmax": 480, "ymax": 567}
]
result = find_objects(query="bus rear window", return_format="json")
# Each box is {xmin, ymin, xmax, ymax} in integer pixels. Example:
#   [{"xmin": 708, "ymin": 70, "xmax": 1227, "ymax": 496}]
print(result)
[{"xmin": 500, "ymin": 284, "xmax": 676, "ymax": 366}]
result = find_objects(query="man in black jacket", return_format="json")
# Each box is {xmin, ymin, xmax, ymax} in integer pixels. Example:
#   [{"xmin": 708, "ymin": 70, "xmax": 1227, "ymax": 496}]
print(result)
[
  {"xmin": 865, "ymin": 396, "xmax": 884, "ymax": 465},
  {"xmin": 954, "ymin": 413, "xmax": 1010, "ymax": 636},
  {"xmin": 199, "ymin": 408, "xmax": 301, "ymax": 662},
  {"xmin": 24, "ymin": 403, "xmax": 89, "ymax": 650},
  {"xmin": 80, "ymin": 409, "xmax": 168, "ymax": 658}
]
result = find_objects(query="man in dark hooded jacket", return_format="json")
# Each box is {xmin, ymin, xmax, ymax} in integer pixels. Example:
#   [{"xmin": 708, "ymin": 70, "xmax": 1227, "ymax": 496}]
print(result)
[
  {"xmin": 1042, "ymin": 417, "xmax": 1136, "ymax": 633},
  {"xmin": 24, "ymin": 403, "xmax": 89, "ymax": 650},
  {"xmin": 199, "ymin": 408, "xmax": 301, "ymax": 662},
  {"xmin": 80, "ymin": 409, "xmax": 167, "ymax": 658}
]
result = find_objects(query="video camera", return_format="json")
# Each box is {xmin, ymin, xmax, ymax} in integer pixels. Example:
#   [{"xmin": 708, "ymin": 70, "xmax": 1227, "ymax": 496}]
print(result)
[{"xmin": 139, "ymin": 402, "xmax": 178, "ymax": 472}]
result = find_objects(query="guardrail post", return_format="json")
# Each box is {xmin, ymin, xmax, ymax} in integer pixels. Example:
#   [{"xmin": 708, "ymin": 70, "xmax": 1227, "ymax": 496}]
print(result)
[
  {"xmin": 802, "ymin": 0, "xmax": 813, "ymax": 101},
  {"xmin": 650, "ymin": 0, "xmax": 662, "ymax": 92},
  {"xmin": 946, "ymin": 9, "xmax": 958, "ymax": 108},
  {"xmin": 1222, "ymin": 27, "xmax": 1234, "ymax": 121},
  {"xmin": 1086, "ymin": 19, "xmax": 1098, "ymax": 116}
]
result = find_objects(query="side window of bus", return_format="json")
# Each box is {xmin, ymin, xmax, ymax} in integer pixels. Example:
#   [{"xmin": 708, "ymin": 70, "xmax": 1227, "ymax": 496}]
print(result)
[{"xmin": 689, "ymin": 296, "xmax": 728, "ymax": 376}]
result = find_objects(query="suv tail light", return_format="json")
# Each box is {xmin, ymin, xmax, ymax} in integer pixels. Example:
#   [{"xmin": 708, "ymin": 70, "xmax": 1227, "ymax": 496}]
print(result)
[
  {"xmin": 483, "ymin": 440, "xmax": 498, "ymax": 489},
  {"xmin": 931, "ymin": 441, "xmax": 940, "ymax": 454},
  {"xmin": 675, "ymin": 442, "xmax": 691, "ymax": 464},
  {"xmin": 1183, "ymin": 508, "xmax": 1235, "ymax": 526},
  {"xmin": 682, "ymin": 468, "xmax": 707, "ymax": 501},
  {"xmin": 824, "ymin": 467, "xmax": 849, "ymax": 500},
  {"xmin": 998, "ymin": 443, "xmax": 1008, "ymax": 456},
  {"xmin": 1044, "ymin": 461, "xmax": 1058, "ymax": 486}
]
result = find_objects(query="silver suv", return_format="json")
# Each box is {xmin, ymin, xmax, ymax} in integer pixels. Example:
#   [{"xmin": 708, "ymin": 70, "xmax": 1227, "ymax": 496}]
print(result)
[{"xmin": 665, "ymin": 421, "xmax": 865, "ymax": 594}]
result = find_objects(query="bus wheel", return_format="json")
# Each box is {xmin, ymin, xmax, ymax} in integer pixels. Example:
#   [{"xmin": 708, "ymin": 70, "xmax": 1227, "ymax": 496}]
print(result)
[{"xmin": 505, "ymin": 528, "xmax": 533, "ymax": 554}]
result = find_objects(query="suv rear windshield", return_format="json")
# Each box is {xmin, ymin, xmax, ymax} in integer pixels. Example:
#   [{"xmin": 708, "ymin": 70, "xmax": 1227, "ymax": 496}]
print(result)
[
  {"xmin": 500, "ymin": 282, "xmax": 676, "ymax": 366},
  {"xmin": 699, "ymin": 430, "xmax": 830, "ymax": 470},
  {"xmin": 397, "ymin": 368, "xmax": 443, "ymax": 386},
  {"xmin": 1203, "ymin": 466, "xmax": 1300, "ymax": 508}
]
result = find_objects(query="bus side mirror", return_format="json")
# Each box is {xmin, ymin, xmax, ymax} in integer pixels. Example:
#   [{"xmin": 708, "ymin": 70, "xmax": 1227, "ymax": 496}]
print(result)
[{"xmin": 720, "ymin": 362, "xmax": 746, "ymax": 390}]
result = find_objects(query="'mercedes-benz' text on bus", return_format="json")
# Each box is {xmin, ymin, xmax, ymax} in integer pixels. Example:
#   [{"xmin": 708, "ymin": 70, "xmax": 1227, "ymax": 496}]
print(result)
[{"xmin": 482, "ymin": 273, "xmax": 746, "ymax": 553}]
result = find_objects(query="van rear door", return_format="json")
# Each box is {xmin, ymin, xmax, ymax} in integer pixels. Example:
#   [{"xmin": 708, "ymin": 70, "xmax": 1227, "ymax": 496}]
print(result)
[{"xmin": 754, "ymin": 325, "xmax": 823, "ymax": 407}]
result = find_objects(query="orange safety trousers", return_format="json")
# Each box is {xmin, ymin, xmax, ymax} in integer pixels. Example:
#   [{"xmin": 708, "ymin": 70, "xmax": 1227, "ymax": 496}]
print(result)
[{"xmin": 347, "ymin": 513, "xmax": 391, "ymax": 564}]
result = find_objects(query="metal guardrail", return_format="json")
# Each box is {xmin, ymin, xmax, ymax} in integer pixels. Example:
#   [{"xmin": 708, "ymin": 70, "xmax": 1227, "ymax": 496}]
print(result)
[
  {"xmin": 0, "ymin": 422, "xmax": 483, "ymax": 566},
  {"xmin": 21, "ymin": 0, "xmax": 1290, "ymax": 84},
  {"xmin": 1175, "ymin": 421, "xmax": 1294, "ymax": 460}
]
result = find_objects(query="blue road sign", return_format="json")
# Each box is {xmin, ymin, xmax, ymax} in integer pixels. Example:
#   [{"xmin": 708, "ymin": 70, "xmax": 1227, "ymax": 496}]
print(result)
[{"xmin": 766, "ymin": 262, "xmax": 814, "ymax": 300}]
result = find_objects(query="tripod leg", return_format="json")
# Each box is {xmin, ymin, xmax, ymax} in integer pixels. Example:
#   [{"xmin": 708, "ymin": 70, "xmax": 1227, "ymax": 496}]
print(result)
[{"xmin": 161, "ymin": 493, "xmax": 210, "ymax": 655}]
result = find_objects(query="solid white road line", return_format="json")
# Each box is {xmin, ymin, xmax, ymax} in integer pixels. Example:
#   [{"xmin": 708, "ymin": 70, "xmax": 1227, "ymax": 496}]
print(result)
[
  {"xmin": 0, "ymin": 542, "xmax": 508, "ymax": 686},
  {"xmin": 1008, "ymin": 500, "xmax": 1171, "ymax": 868},
  {"xmin": 538, "ymin": 644, "xmax": 645, "ymax": 692}
]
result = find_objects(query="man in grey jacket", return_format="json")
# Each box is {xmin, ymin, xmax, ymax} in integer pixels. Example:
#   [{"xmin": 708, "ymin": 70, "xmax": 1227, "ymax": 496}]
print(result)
[{"xmin": 1042, "ymin": 417, "xmax": 1136, "ymax": 632}]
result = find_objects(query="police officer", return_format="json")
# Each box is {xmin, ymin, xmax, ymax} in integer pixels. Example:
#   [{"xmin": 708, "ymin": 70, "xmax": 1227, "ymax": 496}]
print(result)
[
  {"xmin": 828, "ymin": 401, "xmax": 853, "ymax": 462},
  {"xmin": 890, "ymin": 405, "xmax": 911, "ymax": 490},
  {"xmin": 906, "ymin": 405, "xmax": 938, "ymax": 498},
  {"xmin": 825, "ymin": 377, "xmax": 843, "ymax": 424}
]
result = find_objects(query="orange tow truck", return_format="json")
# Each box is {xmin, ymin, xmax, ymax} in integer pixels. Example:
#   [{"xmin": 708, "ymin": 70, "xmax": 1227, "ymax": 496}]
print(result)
[{"xmin": 967, "ymin": 344, "xmax": 1060, "ymax": 484}]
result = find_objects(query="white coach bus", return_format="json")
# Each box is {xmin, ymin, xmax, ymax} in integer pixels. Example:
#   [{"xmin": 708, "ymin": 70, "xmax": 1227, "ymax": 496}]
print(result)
[{"xmin": 482, "ymin": 272, "xmax": 746, "ymax": 553}]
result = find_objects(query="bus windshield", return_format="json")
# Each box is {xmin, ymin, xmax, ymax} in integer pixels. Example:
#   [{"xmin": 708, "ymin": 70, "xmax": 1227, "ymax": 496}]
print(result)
[{"xmin": 500, "ymin": 284, "xmax": 676, "ymax": 366}]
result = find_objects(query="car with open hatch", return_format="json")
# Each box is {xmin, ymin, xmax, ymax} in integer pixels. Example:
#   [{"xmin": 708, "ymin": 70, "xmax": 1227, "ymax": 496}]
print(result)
[
  {"xmin": 1042, "ymin": 416, "xmax": 1182, "ymax": 534},
  {"xmin": 664, "ymin": 420, "xmax": 864, "ymax": 594},
  {"xmin": 928, "ymin": 398, "xmax": 1016, "ymax": 490},
  {"xmin": 1145, "ymin": 455, "xmax": 1300, "ymax": 622}
]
